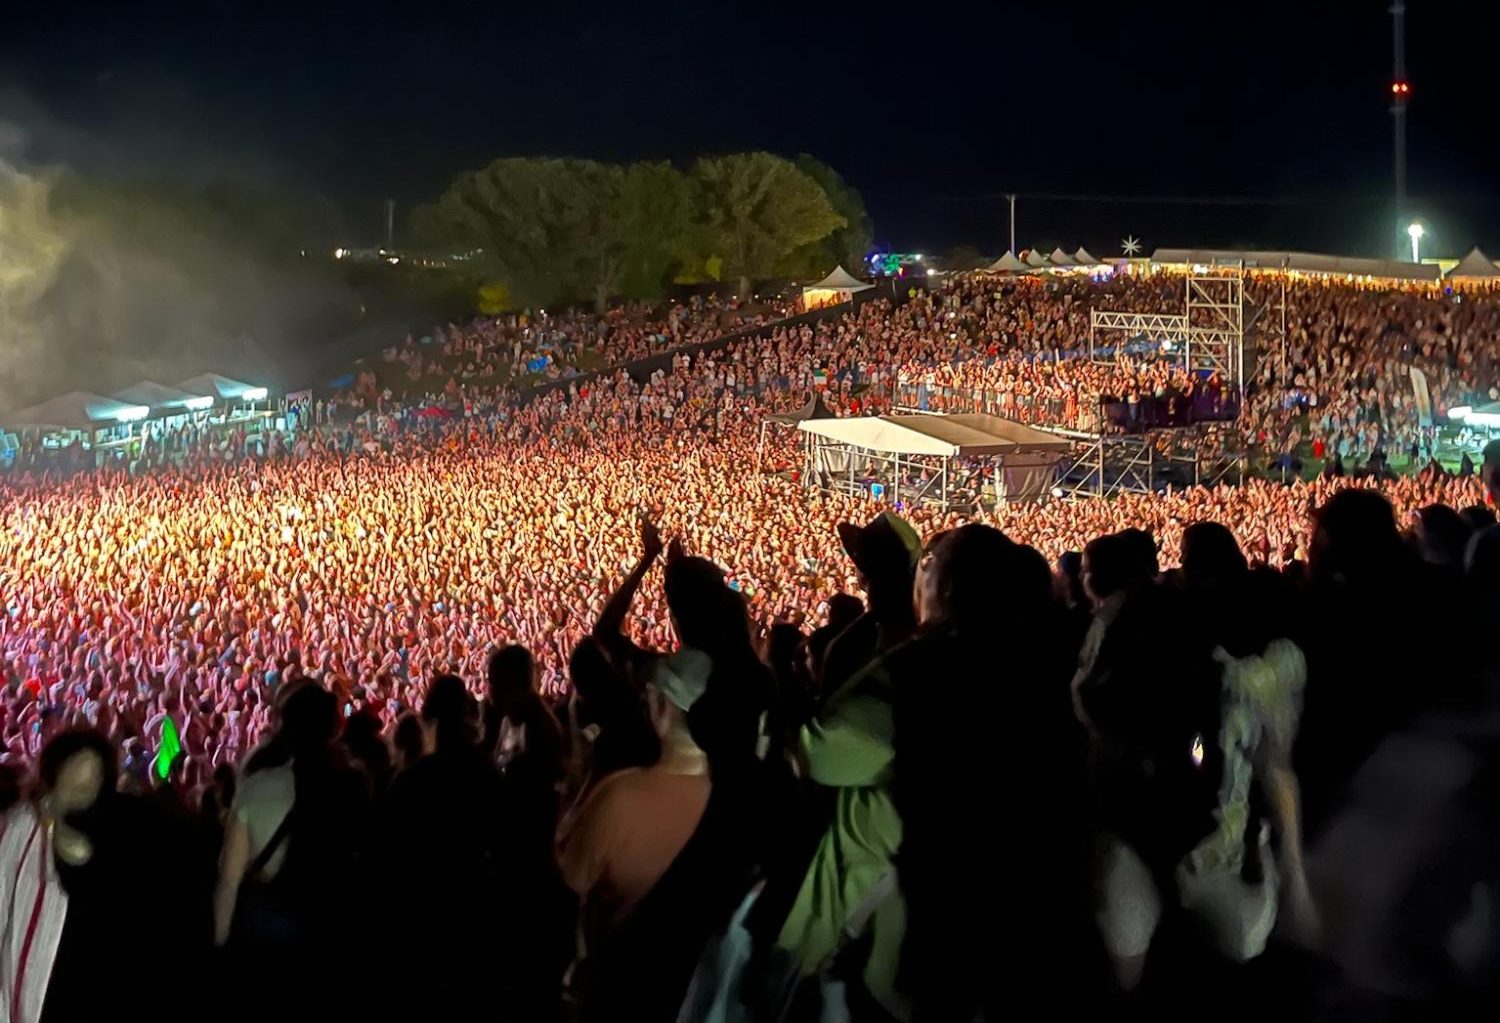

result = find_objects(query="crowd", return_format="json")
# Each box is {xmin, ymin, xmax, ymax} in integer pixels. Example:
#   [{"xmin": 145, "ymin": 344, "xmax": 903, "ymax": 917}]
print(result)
[
  {"xmin": 3, "ymin": 268, "xmax": 1500, "ymax": 1017},
  {"xmin": 4, "ymin": 452, "xmax": 1500, "ymax": 1019},
  {"xmin": 328, "ymin": 292, "xmax": 798, "ymax": 416}
]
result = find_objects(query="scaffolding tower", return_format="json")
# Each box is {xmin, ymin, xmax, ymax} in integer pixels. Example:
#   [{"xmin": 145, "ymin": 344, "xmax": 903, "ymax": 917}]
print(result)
[{"xmin": 1089, "ymin": 265, "xmax": 1247, "ymax": 398}]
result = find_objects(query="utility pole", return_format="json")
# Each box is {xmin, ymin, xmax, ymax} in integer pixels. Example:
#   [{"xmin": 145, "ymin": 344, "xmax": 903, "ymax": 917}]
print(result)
[
  {"xmin": 384, "ymin": 198, "xmax": 396, "ymax": 250},
  {"xmin": 1390, "ymin": 3, "xmax": 1410, "ymax": 260},
  {"xmin": 1006, "ymin": 194, "xmax": 1017, "ymax": 254}
]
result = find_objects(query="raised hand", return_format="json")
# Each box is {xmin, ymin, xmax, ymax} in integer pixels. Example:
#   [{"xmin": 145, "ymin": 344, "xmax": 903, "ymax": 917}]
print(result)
[{"xmin": 640, "ymin": 519, "xmax": 665, "ymax": 564}]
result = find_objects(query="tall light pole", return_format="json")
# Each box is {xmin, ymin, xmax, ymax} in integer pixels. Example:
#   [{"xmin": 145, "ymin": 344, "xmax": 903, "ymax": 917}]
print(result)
[
  {"xmin": 1407, "ymin": 222, "xmax": 1424, "ymax": 264},
  {"xmin": 1006, "ymin": 193, "xmax": 1017, "ymax": 254},
  {"xmin": 1390, "ymin": 3, "xmax": 1411, "ymax": 260}
]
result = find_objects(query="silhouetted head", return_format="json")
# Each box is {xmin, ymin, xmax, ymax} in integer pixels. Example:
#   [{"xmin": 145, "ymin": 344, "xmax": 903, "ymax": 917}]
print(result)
[
  {"xmin": 486, "ymin": 644, "xmax": 535, "ymax": 706},
  {"xmin": 421, "ymin": 674, "xmax": 476, "ymax": 750},
  {"xmin": 1181, "ymin": 521, "xmax": 1248, "ymax": 590},
  {"xmin": 1311, "ymin": 488, "xmax": 1405, "ymax": 583},
  {"xmin": 37, "ymin": 728, "xmax": 117, "ymax": 816}
]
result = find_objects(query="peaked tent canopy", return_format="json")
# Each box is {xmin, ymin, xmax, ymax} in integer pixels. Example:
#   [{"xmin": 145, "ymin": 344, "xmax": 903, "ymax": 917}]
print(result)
[
  {"xmin": 1074, "ymin": 247, "xmax": 1103, "ymax": 266},
  {"xmin": 798, "ymin": 413, "xmax": 1070, "ymax": 458},
  {"xmin": 113, "ymin": 380, "xmax": 214, "ymax": 413},
  {"xmin": 1023, "ymin": 249, "xmax": 1052, "ymax": 268},
  {"xmin": 807, "ymin": 265, "xmax": 874, "ymax": 292},
  {"xmin": 176, "ymin": 373, "xmax": 269, "ymax": 402},
  {"xmin": 0, "ymin": 391, "xmax": 149, "ymax": 432},
  {"xmin": 1048, "ymin": 247, "xmax": 1077, "ymax": 267},
  {"xmin": 986, "ymin": 251, "xmax": 1029, "ymax": 273},
  {"xmin": 1448, "ymin": 247, "xmax": 1500, "ymax": 279},
  {"xmin": 766, "ymin": 394, "xmax": 838, "ymax": 425}
]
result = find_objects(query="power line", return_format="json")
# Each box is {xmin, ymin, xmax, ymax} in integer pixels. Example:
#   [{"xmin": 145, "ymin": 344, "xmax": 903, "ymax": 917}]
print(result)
[{"xmin": 935, "ymin": 191, "xmax": 1500, "ymax": 207}]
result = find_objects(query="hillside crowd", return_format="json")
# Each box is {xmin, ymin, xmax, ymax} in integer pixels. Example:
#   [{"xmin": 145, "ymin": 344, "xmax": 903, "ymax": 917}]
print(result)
[{"xmin": 3, "ymin": 269, "xmax": 1500, "ymax": 1018}]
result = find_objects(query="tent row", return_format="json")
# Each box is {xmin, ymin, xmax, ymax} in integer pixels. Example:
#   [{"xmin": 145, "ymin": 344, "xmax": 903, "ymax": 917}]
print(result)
[
  {"xmin": 1, "ymin": 373, "xmax": 270, "ymax": 434},
  {"xmin": 1155, "ymin": 245, "xmax": 1500, "ymax": 282},
  {"xmin": 985, "ymin": 247, "xmax": 1108, "ymax": 273}
]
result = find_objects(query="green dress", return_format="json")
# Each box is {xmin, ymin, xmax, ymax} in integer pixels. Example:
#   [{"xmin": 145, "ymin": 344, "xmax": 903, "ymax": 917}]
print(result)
[{"xmin": 776, "ymin": 656, "xmax": 908, "ymax": 1020}]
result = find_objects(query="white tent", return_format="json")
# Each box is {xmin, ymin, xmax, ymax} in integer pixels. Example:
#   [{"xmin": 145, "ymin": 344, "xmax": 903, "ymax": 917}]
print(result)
[
  {"xmin": 176, "ymin": 373, "xmax": 269, "ymax": 403},
  {"xmin": 113, "ymin": 380, "xmax": 215, "ymax": 413},
  {"xmin": 1151, "ymin": 248, "xmax": 1441, "ymax": 282},
  {"xmin": 1023, "ymin": 249, "xmax": 1052, "ymax": 269},
  {"xmin": 798, "ymin": 413, "xmax": 1069, "ymax": 457},
  {"xmin": 1, "ymin": 391, "xmax": 149, "ymax": 433},
  {"xmin": 1074, "ymin": 247, "xmax": 1104, "ymax": 266},
  {"xmin": 802, "ymin": 265, "xmax": 874, "ymax": 309},
  {"xmin": 1447, "ymin": 247, "xmax": 1500, "ymax": 280},
  {"xmin": 1048, "ymin": 247, "xmax": 1077, "ymax": 267},
  {"xmin": 798, "ymin": 413, "xmax": 1069, "ymax": 505},
  {"xmin": 985, "ymin": 251, "xmax": 1030, "ymax": 273}
]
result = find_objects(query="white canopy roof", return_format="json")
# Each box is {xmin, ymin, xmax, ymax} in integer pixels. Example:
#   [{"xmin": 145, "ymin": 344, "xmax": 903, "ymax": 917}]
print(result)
[
  {"xmin": 798, "ymin": 413, "xmax": 1071, "ymax": 457},
  {"xmin": 804, "ymin": 265, "xmax": 873, "ymax": 292},
  {"xmin": 1, "ymin": 391, "xmax": 149, "ymax": 432},
  {"xmin": 1151, "ymin": 248, "xmax": 1441, "ymax": 282},
  {"xmin": 113, "ymin": 380, "xmax": 214, "ymax": 412},
  {"xmin": 1023, "ymin": 249, "xmax": 1052, "ymax": 268},
  {"xmin": 1448, "ymin": 247, "xmax": 1500, "ymax": 279},
  {"xmin": 1048, "ymin": 247, "xmax": 1077, "ymax": 267},
  {"xmin": 1074, "ymin": 247, "xmax": 1103, "ymax": 266},
  {"xmin": 986, "ymin": 251, "xmax": 1029, "ymax": 273},
  {"xmin": 176, "ymin": 372, "xmax": 269, "ymax": 401}
]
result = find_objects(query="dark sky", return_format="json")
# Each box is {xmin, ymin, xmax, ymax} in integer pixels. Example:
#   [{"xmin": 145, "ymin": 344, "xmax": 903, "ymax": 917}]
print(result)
[{"xmin": 3, "ymin": 0, "xmax": 1497, "ymax": 258}]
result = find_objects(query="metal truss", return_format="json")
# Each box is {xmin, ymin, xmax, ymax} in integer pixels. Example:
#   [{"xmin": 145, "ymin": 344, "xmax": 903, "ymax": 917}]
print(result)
[
  {"xmin": 1089, "ymin": 267, "xmax": 1246, "ymax": 397},
  {"xmin": 1045, "ymin": 426, "xmax": 1244, "ymax": 500}
]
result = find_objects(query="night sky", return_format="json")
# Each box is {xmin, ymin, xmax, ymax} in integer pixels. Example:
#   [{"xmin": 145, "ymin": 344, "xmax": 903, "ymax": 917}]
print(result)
[{"xmin": 4, "ymin": 0, "xmax": 1498, "ymax": 258}]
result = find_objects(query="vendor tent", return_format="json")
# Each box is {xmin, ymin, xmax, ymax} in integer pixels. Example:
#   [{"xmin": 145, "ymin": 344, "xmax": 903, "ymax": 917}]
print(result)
[
  {"xmin": 1074, "ymin": 247, "xmax": 1104, "ymax": 266},
  {"xmin": 801, "ymin": 266, "xmax": 873, "ymax": 309},
  {"xmin": 176, "ymin": 372, "xmax": 269, "ymax": 403},
  {"xmin": 1447, "ymin": 247, "xmax": 1500, "ymax": 280},
  {"xmin": 1023, "ymin": 249, "xmax": 1052, "ymax": 269},
  {"xmin": 0, "ymin": 391, "xmax": 149, "ymax": 433},
  {"xmin": 1048, "ymin": 247, "xmax": 1077, "ymax": 267},
  {"xmin": 113, "ymin": 380, "xmax": 214, "ymax": 414},
  {"xmin": 985, "ymin": 251, "xmax": 1029, "ymax": 273},
  {"xmin": 1151, "ymin": 248, "xmax": 1441, "ymax": 282}
]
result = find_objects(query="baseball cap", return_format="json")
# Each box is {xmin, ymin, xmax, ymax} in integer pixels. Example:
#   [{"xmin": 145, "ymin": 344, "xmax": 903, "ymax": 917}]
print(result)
[
  {"xmin": 836, "ymin": 511, "xmax": 922, "ymax": 577},
  {"xmin": 648, "ymin": 649, "xmax": 712, "ymax": 712}
]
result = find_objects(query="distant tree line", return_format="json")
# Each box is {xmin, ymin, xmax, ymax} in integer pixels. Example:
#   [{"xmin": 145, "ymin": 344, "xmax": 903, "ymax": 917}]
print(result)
[{"xmin": 410, "ymin": 152, "xmax": 873, "ymax": 312}]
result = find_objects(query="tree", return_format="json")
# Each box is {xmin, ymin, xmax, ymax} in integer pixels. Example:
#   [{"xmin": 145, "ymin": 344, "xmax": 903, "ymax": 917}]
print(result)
[
  {"xmin": 413, "ymin": 158, "xmax": 695, "ymax": 312},
  {"xmin": 776, "ymin": 155, "xmax": 875, "ymax": 278},
  {"xmin": 689, "ymin": 153, "xmax": 845, "ymax": 298}
]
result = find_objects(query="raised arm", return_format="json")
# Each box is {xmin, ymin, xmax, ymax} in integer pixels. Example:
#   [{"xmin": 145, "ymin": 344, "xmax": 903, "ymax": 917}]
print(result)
[{"xmin": 592, "ymin": 519, "xmax": 663, "ymax": 640}]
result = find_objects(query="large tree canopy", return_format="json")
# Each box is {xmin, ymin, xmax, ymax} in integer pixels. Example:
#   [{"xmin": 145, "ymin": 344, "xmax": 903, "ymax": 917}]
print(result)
[
  {"xmin": 689, "ymin": 152, "xmax": 845, "ymax": 298},
  {"xmin": 776, "ymin": 155, "xmax": 874, "ymax": 279},
  {"xmin": 414, "ymin": 152, "xmax": 858, "ymax": 310}
]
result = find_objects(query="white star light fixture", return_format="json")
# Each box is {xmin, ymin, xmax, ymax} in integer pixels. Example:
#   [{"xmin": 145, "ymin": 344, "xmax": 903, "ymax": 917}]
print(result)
[{"xmin": 1121, "ymin": 235, "xmax": 1142, "ymax": 256}]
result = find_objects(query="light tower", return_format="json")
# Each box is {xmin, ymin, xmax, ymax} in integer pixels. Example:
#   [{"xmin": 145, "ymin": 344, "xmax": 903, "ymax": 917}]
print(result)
[{"xmin": 1390, "ymin": 2, "xmax": 1411, "ymax": 260}]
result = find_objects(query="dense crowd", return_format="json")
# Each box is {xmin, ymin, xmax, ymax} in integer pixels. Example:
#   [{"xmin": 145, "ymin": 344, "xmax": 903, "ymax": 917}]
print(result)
[
  {"xmin": 4, "ymin": 457, "xmax": 1500, "ymax": 1019},
  {"xmin": 4, "ymin": 269, "xmax": 1500, "ymax": 1018},
  {"xmin": 328, "ymin": 292, "xmax": 798, "ymax": 415}
]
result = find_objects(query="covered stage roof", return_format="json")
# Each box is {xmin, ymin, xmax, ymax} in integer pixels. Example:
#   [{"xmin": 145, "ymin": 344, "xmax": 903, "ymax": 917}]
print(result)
[{"xmin": 798, "ymin": 413, "xmax": 1071, "ymax": 457}]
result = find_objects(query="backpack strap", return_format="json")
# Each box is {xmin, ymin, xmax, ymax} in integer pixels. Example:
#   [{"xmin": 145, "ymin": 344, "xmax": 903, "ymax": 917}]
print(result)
[{"xmin": 247, "ymin": 807, "xmax": 295, "ymax": 880}]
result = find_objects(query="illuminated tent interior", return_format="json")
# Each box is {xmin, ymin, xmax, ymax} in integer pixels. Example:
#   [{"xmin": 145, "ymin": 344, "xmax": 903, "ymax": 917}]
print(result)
[{"xmin": 801, "ymin": 265, "xmax": 874, "ymax": 309}]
